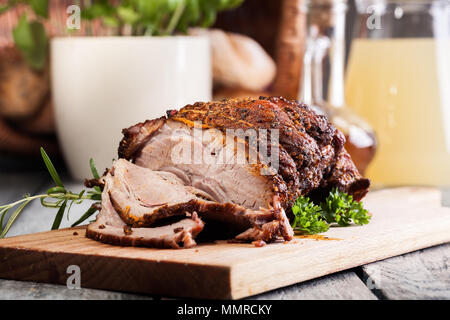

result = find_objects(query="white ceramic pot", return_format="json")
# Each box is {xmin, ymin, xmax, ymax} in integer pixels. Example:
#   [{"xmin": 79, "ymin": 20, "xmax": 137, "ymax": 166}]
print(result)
[{"xmin": 51, "ymin": 36, "xmax": 211, "ymax": 180}]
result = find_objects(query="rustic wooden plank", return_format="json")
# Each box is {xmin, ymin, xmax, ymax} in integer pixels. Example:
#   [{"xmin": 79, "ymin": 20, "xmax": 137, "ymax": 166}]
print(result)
[
  {"xmin": 361, "ymin": 243, "xmax": 450, "ymax": 299},
  {"xmin": 0, "ymin": 188, "xmax": 449, "ymax": 299},
  {"xmin": 3, "ymin": 175, "xmax": 374, "ymax": 300},
  {"xmin": 0, "ymin": 227, "xmax": 233, "ymax": 299},
  {"xmin": 249, "ymin": 271, "xmax": 377, "ymax": 300},
  {"xmin": 0, "ymin": 279, "xmax": 151, "ymax": 300},
  {"xmin": 358, "ymin": 188, "xmax": 450, "ymax": 300},
  {"xmin": 363, "ymin": 187, "xmax": 442, "ymax": 208},
  {"xmin": 251, "ymin": 187, "xmax": 443, "ymax": 300}
]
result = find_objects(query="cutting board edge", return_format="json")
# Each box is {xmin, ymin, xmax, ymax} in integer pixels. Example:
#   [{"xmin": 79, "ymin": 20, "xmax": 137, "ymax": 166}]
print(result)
[
  {"xmin": 228, "ymin": 227, "xmax": 450, "ymax": 299},
  {"xmin": 0, "ymin": 245, "xmax": 235, "ymax": 300}
]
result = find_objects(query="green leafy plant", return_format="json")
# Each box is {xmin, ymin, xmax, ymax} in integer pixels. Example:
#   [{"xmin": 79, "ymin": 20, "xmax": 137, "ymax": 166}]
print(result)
[
  {"xmin": 320, "ymin": 189, "xmax": 371, "ymax": 227},
  {"xmin": 0, "ymin": 148, "xmax": 101, "ymax": 238},
  {"xmin": 290, "ymin": 188, "xmax": 371, "ymax": 235},
  {"xmin": 291, "ymin": 196, "xmax": 329, "ymax": 235},
  {"xmin": 0, "ymin": 0, "xmax": 244, "ymax": 70},
  {"xmin": 1, "ymin": 0, "xmax": 49, "ymax": 70}
]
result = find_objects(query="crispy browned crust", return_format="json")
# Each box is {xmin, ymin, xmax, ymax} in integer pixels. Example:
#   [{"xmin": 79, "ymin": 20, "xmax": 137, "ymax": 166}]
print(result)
[
  {"xmin": 168, "ymin": 96, "xmax": 369, "ymax": 201},
  {"xmin": 168, "ymin": 97, "xmax": 324, "ymax": 196},
  {"xmin": 118, "ymin": 117, "xmax": 165, "ymax": 160},
  {"xmin": 264, "ymin": 97, "xmax": 370, "ymax": 201},
  {"xmin": 118, "ymin": 97, "xmax": 369, "ymax": 203},
  {"xmin": 264, "ymin": 96, "xmax": 336, "ymax": 147},
  {"xmin": 323, "ymin": 151, "xmax": 370, "ymax": 202},
  {"xmin": 169, "ymin": 97, "xmax": 301, "ymax": 202}
]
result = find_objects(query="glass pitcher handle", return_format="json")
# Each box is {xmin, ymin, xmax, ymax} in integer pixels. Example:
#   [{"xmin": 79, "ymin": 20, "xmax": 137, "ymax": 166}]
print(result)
[{"xmin": 299, "ymin": 28, "xmax": 330, "ymax": 115}]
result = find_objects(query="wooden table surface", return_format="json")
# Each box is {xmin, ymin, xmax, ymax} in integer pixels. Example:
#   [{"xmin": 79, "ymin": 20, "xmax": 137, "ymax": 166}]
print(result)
[{"xmin": 1, "ymin": 157, "xmax": 449, "ymax": 300}]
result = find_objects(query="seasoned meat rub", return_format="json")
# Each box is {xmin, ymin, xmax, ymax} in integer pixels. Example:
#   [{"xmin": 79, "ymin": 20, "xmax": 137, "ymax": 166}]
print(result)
[{"xmin": 86, "ymin": 96, "xmax": 369, "ymax": 248}]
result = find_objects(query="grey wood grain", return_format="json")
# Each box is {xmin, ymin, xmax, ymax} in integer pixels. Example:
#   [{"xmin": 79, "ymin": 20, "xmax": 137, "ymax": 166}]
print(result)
[
  {"xmin": 0, "ymin": 279, "xmax": 151, "ymax": 300},
  {"xmin": 248, "ymin": 271, "xmax": 377, "ymax": 300},
  {"xmin": 357, "ymin": 189, "xmax": 450, "ymax": 300},
  {"xmin": 361, "ymin": 243, "xmax": 450, "ymax": 300}
]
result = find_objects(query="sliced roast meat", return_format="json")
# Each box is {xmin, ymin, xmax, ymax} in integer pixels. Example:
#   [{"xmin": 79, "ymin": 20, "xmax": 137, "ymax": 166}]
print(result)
[
  {"xmin": 86, "ymin": 96, "xmax": 369, "ymax": 249},
  {"xmin": 129, "ymin": 120, "xmax": 280, "ymax": 210},
  {"xmin": 86, "ymin": 211, "xmax": 204, "ymax": 249},
  {"xmin": 107, "ymin": 159, "xmax": 215, "ymax": 226},
  {"xmin": 85, "ymin": 179, "xmax": 205, "ymax": 248},
  {"xmin": 167, "ymin": 96, "xmax": 369, "ymax": 201},
  {"xmin": 102, "ymin": 159, "xmax": 293, "ymax": 242},
  {"xmin": 119, "ymin": 97, "xmax": 369, "ymax": 203}
]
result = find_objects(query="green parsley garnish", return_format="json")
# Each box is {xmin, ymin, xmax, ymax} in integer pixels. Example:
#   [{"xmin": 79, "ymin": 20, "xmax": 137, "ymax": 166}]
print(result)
[
  {"xmin": 291, "ymin": 196, "xmax": 329, "ymax": 235},
  {"xmin": 321, "ymin": 189, "xmax": 371, "ymax": 227},
  {"xmin": 290, "ymin": 188, "xmax": 371, "ymax": 235}
]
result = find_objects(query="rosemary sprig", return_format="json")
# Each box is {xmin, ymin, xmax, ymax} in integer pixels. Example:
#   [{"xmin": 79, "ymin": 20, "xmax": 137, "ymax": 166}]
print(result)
[
  {"xmin": 0, "ymin": 147, "xmax": 102, "ymax": 238},
  {"xmin": 41, "ymin": 148, "xmax": 63, "ymax": 187}
]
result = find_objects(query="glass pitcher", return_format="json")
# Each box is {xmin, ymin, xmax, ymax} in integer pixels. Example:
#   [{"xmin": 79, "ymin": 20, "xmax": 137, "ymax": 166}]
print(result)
[
  {"xmin": 346, "ymin": 0, "xmax": 450, "ymax": 186},
  {"xmin": 300, "ymin": 0, "xmax": 377, "ymax": 175}
]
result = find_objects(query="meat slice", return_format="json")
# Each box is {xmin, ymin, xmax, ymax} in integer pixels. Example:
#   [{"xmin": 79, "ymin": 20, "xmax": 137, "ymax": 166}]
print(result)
[
  {"xmin": 96, "ymin": 159, "xmax": 293, "ymax": 242},
  {"xmin": 85, "ymin": 177, "xmax": 205, "ymax": 249},
  {"xmin": 87, "ymin": 211, "xmax": 204, "ymax": 249},
  {"xmin": 87, "ymin": 212, "xmax": 204, "ymax": 249},
  {"xmin": 107, "ymin": 159, "xmax": 215, "ymax": 226},
  {"xmin": 127, "ymin": 120, "xmax": 282, "ymax": 209}
]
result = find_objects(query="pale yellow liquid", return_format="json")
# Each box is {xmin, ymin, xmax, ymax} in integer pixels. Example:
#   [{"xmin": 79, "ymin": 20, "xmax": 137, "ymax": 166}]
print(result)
[{"xmin": 345, "ymin": 38, "xmax": 450, "ymax": 186}]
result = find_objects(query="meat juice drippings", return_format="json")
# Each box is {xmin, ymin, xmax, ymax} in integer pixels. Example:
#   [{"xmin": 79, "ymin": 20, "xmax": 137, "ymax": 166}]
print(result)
[{"xmin": 345, "ymin": 38, "xmax": 450, "ymax": 186}]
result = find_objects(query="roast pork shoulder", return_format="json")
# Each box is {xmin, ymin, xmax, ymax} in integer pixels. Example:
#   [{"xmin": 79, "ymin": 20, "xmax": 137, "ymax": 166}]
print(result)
[{"xmin": 86, "ymin": 96, "xmax": 369, "ymax": 248}]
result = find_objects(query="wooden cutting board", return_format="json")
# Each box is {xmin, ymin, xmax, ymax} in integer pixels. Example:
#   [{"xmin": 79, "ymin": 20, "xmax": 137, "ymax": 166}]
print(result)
[{"xmin": 0, "ymin": 187, "xmax": 449, "ymax": 299}]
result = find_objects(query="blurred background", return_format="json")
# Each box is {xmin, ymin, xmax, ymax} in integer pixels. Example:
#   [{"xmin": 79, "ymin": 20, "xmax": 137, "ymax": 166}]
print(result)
[{"xmin": 0, "ymin": 0, "xmax": 449, "ymax": 187}]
